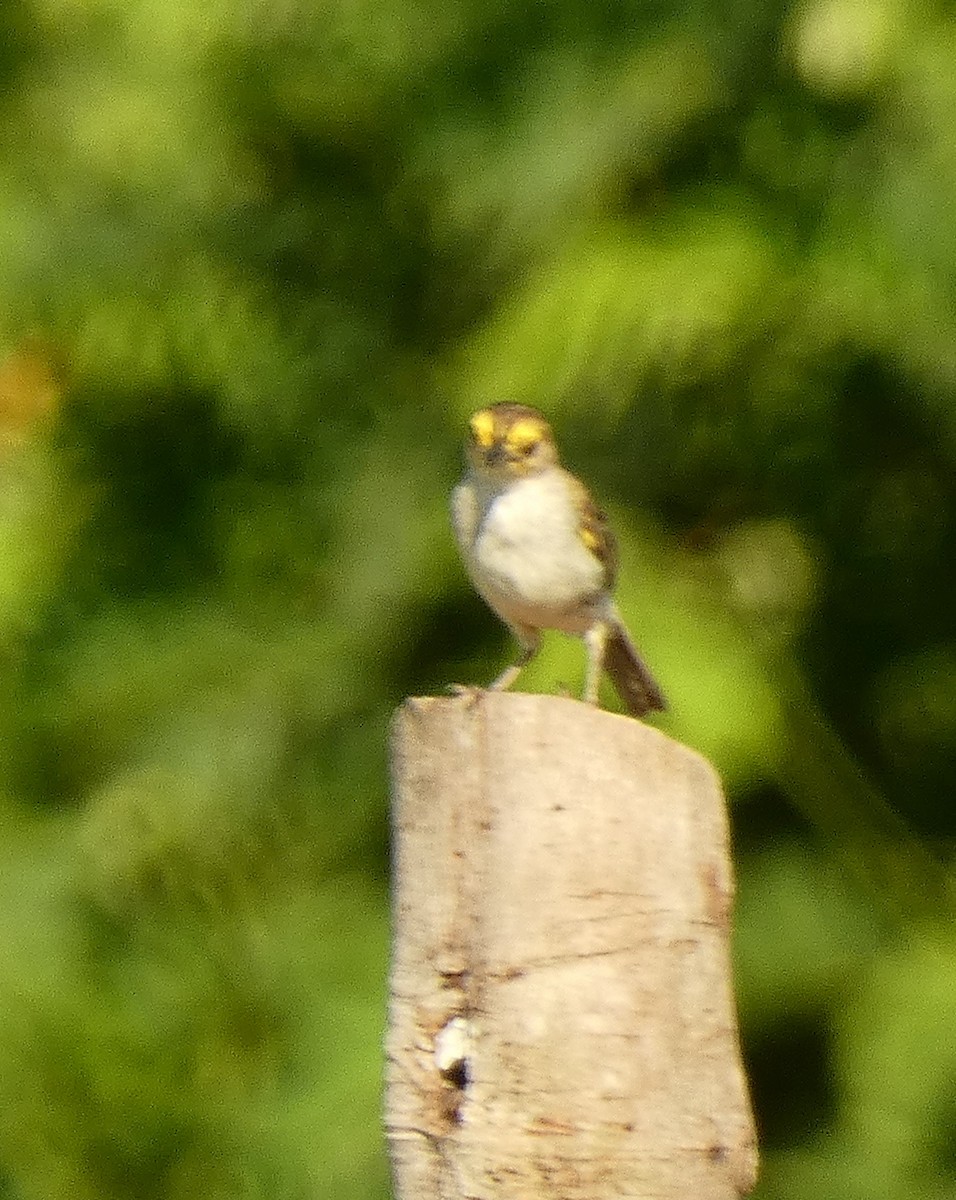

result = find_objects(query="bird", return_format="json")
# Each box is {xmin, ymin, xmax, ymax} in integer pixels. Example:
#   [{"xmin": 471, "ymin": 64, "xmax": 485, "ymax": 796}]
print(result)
[{"xmin": 451, "ymin": 402, "xmax": 665, "ymax": 718}]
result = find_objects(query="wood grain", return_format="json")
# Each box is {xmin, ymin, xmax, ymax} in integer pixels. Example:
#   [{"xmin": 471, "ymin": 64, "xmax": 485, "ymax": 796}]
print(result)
[{"xmin": 386, "ymin": 692, "xmax": 757, "ymax": 1200}]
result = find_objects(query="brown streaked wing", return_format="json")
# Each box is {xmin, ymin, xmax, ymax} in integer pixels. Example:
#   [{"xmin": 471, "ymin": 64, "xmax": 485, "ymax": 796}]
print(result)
[{"xmin": 565, "ymin": 470, "xmax": 618, "ymax": 590}]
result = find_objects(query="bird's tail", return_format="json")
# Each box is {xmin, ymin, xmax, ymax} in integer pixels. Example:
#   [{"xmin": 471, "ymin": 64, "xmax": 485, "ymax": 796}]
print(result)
[{"xmin": 604, "ymin": 619, "xmax": 666, "ymax": 718}]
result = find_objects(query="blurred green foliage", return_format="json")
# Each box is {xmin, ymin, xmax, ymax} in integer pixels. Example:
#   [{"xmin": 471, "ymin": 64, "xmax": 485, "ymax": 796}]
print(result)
[{"xmin": 0, "ymin": 0, "xmax": 954, "ymax": 1196}]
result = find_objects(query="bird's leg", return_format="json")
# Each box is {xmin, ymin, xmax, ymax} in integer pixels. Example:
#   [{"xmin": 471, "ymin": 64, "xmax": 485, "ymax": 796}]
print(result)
[
  {"xmin": 489, "ymin": 627, "xmax": 541, "ymax": 692},
  {"xmin": 582, "ymin": 621, "xmax": 608, "ymax": 706}
]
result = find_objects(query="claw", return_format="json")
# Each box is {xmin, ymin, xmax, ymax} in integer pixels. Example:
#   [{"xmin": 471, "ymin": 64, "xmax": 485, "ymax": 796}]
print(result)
[{"xmin": 446, "ymin": 683, "xmax": 484, "ymax": 707}]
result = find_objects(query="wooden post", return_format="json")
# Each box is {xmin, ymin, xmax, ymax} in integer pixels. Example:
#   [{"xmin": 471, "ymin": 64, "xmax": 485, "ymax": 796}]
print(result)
[{"xmin": 385, "ymin": 692, "xmax": 757, "ymax": 1200}]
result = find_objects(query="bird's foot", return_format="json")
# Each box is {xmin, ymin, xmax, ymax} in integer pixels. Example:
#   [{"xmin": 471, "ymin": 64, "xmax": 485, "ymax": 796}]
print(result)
[{"xmin": 446, "ymin": 683, "xmax": 485, "ymax": 707}]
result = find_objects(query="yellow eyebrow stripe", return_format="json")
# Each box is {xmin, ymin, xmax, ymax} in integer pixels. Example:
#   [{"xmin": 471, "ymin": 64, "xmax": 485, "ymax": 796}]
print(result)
[
  {"xmin": 506, "ymin": 418, "xmax": 544, "ymax": 450},
  {"xmin": 469, "ymin": 409, "xmax": 496, "ymax": 448}
]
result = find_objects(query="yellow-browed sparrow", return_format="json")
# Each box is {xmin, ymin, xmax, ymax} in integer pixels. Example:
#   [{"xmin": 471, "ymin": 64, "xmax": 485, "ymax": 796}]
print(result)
[{"xmin": 452, "ymin": 403, "xmax": 665, "ymax": 718}]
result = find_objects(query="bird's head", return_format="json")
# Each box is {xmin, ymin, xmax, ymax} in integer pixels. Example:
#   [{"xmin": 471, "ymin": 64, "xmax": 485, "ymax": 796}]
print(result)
[{"xmin": 465, "ymin": 403, "xmax": 558, "ymax": 479}]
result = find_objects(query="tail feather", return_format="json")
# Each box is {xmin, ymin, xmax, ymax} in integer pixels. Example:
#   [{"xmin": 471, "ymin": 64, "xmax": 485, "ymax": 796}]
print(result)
[{"xmin": 604, "ymin": 620, "xmax": 666, "ymax": 718}]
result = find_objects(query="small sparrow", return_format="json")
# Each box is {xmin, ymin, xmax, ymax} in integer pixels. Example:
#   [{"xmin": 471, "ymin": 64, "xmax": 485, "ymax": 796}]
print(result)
[{"xmin": 451, "ymin": 403, "xmax": 665, "ymax": 718}]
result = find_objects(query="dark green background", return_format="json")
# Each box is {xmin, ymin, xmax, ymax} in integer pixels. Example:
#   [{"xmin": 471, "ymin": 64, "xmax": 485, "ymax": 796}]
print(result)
[{"xmin": 0, "ymin": 0, "xmax": 954, "ymax": 1196}]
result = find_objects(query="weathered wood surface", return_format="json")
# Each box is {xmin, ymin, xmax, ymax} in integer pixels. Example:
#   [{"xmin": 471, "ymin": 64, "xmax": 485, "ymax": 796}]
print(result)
[{"xmin": 386, "ymin": 692, "xmax": 757, "ymax": 1200}]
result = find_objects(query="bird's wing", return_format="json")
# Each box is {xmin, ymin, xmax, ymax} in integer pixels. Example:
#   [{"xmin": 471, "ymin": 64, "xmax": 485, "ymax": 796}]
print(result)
[
  {"xmin": 450, "ymin": 479, "xmax": 480, "ymax": 553},
  {"xmin": 564, "ymin": 470, "xmax": 618, "ymax": 590}
]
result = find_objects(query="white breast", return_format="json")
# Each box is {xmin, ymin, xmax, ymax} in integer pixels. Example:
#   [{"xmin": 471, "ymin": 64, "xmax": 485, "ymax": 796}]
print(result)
[{"xmin": 454, "ymin": 470, "xmax": 606, "ymax": 634}]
